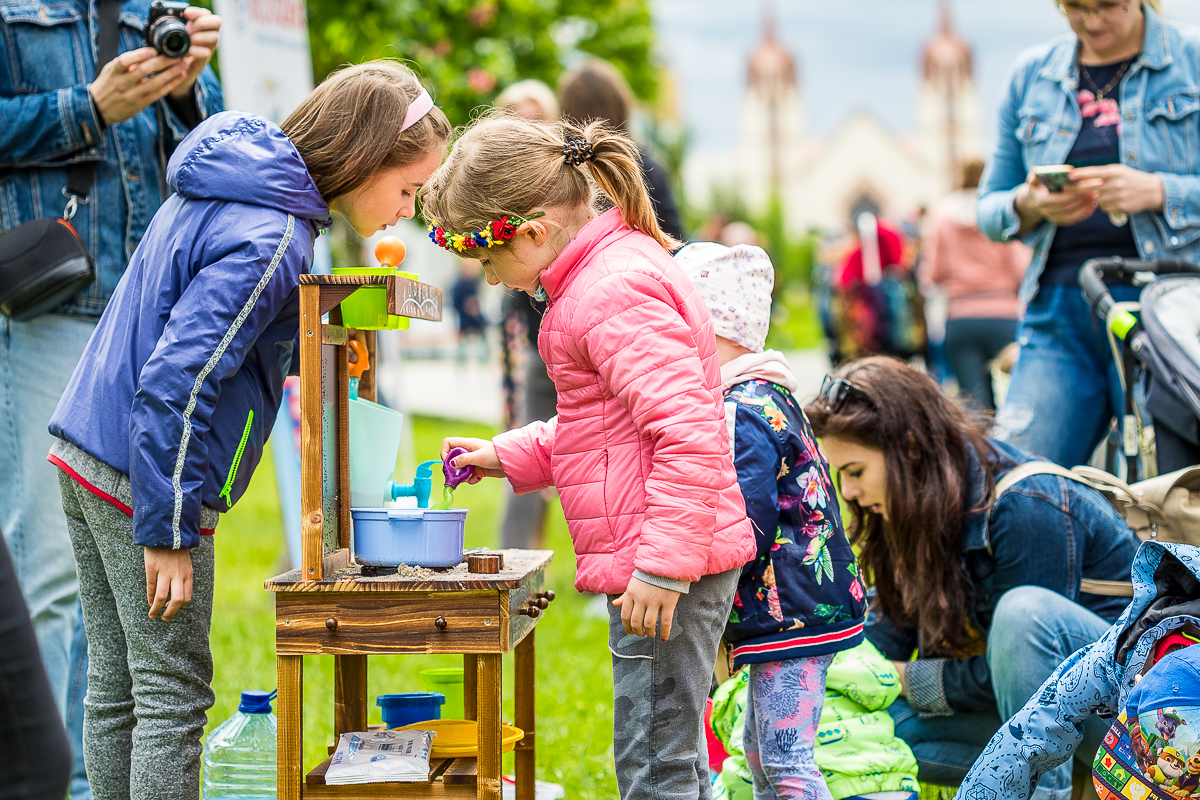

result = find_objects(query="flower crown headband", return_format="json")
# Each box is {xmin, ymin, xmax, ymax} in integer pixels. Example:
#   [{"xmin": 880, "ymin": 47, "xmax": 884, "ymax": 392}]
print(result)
[
  {"xmin": 427, "ymin": 211, "xmax": 546, "ymax": 253},
  {"xmin": 427, "ymin": 136, "xmax": 595, "ymax": 254}
]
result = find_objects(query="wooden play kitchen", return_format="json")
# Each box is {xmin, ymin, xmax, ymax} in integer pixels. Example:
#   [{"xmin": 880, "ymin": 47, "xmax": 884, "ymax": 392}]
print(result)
[{"xmin": 265, "ymin": 272, "xmax": 554, "ymax": 800}]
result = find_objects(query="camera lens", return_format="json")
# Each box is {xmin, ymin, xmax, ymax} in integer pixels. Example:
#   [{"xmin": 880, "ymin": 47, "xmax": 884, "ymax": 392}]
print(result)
[{"xmin": 151, "ymin": 18, "xmax": 190, "ymax": 59}]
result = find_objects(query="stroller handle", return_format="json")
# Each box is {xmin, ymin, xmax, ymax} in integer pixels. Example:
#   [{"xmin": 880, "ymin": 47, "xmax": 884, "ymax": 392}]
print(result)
[{"xmin": 1079, "ymin": 257, "xmax": 1200, "ymax": 319}]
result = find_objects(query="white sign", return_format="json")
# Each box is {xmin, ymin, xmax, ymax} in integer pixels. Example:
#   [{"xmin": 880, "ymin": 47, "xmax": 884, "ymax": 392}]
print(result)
[{"xmin": 212, "ymin": 0, "xmax": 314, "ymax": 123}]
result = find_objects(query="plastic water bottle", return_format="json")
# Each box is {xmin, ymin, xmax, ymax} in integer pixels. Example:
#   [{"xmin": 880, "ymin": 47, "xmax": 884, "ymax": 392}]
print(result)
[{"xmin": 202, "ymin": 690, "xmax": 277, "ymax": 799}]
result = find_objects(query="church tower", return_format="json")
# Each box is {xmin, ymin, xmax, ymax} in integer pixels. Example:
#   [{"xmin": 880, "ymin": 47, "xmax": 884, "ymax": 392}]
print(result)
[
  {"xmin": 737, "ymin": 3, "xmax": 805, "ymax": 214},
  {"xmin": 917, "ymin": 0, "xmax": 984, "ymax": 191}
]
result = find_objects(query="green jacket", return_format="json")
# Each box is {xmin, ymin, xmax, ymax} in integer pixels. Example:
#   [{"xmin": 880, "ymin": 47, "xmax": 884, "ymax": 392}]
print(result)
[{"xmin": 711, "ymin": 641, "xmax": 920, "ymax": 800}]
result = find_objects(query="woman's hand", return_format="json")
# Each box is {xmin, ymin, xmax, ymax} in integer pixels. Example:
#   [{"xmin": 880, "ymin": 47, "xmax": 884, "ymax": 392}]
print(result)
[
  {"xmin": 440, "ymin": 437, "xmax": 506, "ymax": 483},
  {"xmin": 1070, "ymin": 165, "xmax": 1165, "ymax": 217},
  {"xmin": 1014, "ymin": 170, "xmax": 1097, "ymax": 233},
  {"xmin": 169, "ymin": 7, "xmax": 222, "ymax": 101},
  {"xmin": 892, "ymin": 660, "xmax": 908, "ymax": 695},
  {"xmin": 613, "ymin": 576, "xmax": 681, "ymax": 640},
  {"xmin": 89, "ymin": 48, "xmax": 191, "ymax": 125},
  {"xmin": 144, "ymin": 546, "xmax": 193, "ymax": 622}
]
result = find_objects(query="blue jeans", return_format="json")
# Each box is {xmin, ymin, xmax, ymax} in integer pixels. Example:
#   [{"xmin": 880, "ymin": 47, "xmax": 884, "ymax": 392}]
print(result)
[
  {"xmin": 993, "ymin": 283, "xmax": 1141, "ymax": 467},
  {"xmin": 0, "ymin": 313, "xmax": 95, "ymax": 795},
  {"xmin": 888, "ymin": 587, "xmax": 1111, "ymax": 800}
]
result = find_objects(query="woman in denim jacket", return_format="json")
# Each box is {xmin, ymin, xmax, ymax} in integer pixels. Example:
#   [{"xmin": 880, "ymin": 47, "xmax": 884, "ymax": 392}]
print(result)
[
  {"xmin": 0, "ymin": 4, "xmax": 221, "ymax": 795},
  {"xmin": 978, "ymin": 0, "xmax": 1200, "ymax": 472},
  {"xmin": 805, "ymin": 357, "xmax": 1140, "ymax": 800}
]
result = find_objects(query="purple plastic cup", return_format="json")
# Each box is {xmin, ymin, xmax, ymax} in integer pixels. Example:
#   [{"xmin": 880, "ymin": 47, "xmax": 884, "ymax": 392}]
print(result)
[{"xmin": 443, "ymin": 446, "xmax": 474, "ymax": 490}]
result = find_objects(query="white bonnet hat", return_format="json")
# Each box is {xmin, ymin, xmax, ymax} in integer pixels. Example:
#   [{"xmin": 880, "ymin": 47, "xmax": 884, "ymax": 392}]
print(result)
[{"xmin": 675, "ymin": 242, "xmax": 774, "ymax": 353}]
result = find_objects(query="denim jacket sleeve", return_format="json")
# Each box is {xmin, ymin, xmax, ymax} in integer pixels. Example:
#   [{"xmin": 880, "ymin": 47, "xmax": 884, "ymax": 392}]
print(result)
[
  {"xmin": 0, "ymin": 85, "xmax": 105, "ymax": 168},
  {"xmin": 978, "ymin": 58, "xmax": 1038, "ymax": 245},
  {"xmin": 955, "ymin": 636, "xmax": 1119, "ymax": 800},
  {"xmin": 161, "ymin": 68, "xmax": 224, "ymax": 145}
]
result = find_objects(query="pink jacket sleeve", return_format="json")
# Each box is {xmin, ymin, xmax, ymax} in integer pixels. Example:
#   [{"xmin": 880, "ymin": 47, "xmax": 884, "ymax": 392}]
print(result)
[
  {"xmin": 576, "ymin": 270, "xmax": 723, "ymax": 583},
  {"xmin": 493, "ymin": 417, "xmax": 557, "ymax": 495}
]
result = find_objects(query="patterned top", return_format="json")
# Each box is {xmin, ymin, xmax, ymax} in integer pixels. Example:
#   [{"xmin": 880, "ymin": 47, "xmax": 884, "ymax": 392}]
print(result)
[{"xmin": 722, "ymin": 379, "xmax": 867, "ymax": 667}]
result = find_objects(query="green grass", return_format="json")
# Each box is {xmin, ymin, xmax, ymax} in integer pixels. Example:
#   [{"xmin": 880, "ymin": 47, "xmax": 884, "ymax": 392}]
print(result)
[
  {"xmin": 766, "ymin": 285, "xmax": 825, "ymax": 351},
  {"xmin": 208, "ymin": 415, "xmax": 618, "ymax": 798}
]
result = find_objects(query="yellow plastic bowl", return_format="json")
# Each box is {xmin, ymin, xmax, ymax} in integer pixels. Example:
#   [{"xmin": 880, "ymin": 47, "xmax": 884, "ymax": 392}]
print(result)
[{"xmin": 394, "ymin": 719, "xmax": 524, "ymax": 757}]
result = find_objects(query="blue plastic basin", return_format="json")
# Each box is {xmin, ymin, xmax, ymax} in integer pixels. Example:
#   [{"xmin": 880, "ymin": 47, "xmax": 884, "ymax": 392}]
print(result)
[
  {"xmin": 351, "ymin": 508, "xmax": 466, "ymax": 567},
  {"xmin": 377, "ymin": 692, "xmax": 445, "ymax": 728}
]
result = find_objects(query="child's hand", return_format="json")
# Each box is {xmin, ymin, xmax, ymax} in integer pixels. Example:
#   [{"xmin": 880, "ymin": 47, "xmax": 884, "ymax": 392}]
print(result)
[
  {"xmin": 441, "ymin": 437, "xmax": 506, "ymax": 483},
  {"xmin": 144, "ymin": 546, "xmax": 193, "ymax": 622},
  {"xmin": 613, "ymin": 576, "xmax": 681, "ymax": 641}
]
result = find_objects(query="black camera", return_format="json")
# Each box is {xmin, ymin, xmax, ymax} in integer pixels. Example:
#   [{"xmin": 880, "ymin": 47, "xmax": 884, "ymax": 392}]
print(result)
[{"xmin": 145, "ymin": 0, "xmax": 191, "ymax": 59}]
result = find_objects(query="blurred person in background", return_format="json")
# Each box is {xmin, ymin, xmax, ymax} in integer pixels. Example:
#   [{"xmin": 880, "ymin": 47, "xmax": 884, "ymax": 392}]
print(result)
[
  {"xmin": 978, "ymin": 0, "xmax": 1200, "ymax": 468},
  {"xmin": 0, "ymin": 5, "xmax": 222, "ymax": 795},
  {"xmin": 921, "ymin": 159, "xmax": 1030, "ymax": 411},
  {"xmin": 557, "ymin": 59, "xmax": 685, "ymax": 242},
  {"xmin": 494, "ymin": 80, "xmax": 562, "ymax": 549},
  {"xmin": 451, "ymin": 259, "xmax": 489, "ymax": 363}
]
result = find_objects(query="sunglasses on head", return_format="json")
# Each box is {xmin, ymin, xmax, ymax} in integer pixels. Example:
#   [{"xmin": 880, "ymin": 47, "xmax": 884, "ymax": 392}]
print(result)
[{"xmin": 818, "ymin": 375, "xmax": 868, "ymax": 414}]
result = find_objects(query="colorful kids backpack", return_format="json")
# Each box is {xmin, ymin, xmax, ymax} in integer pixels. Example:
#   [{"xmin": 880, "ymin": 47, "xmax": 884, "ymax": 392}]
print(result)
[{"xmin": 1093, "ymin": 639, "xmax": 1200, "ymax": 800}]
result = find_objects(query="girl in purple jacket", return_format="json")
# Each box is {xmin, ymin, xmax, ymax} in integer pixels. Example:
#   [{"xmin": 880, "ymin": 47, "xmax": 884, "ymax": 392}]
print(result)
[{"xmin": 47, "ymin": 62, "xmax": 449, "ymax": 800}]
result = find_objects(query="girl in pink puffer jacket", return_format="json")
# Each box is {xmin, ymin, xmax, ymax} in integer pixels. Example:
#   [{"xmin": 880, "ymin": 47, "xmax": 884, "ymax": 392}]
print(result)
[{"xmin": 424, "ymin": 114, "xmax": 755, "ymax": 800}]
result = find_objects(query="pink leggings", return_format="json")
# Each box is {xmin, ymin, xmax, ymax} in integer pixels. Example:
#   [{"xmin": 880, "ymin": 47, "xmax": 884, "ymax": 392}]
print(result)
[{"xmin": 743, "ymin": 655, "xmax": 835, "ymax": 800}]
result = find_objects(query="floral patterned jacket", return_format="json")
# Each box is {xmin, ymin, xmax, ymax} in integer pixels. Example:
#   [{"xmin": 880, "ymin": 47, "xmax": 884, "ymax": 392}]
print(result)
[{"xmin": 722, "ymin": 379, "xmax": 867, "ymax": 667}]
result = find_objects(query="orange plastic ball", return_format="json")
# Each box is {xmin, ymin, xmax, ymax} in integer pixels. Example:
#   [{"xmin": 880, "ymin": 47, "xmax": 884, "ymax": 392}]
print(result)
[{"xmin": 374, "ymin": 236, "xmax": 407, "ymax": 267}]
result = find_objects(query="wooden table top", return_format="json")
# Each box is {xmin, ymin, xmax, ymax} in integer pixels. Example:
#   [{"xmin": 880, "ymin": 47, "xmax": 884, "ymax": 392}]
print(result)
[{"xmin": 265, "ymin": 550, "xmax": 553, "ymax": 593}]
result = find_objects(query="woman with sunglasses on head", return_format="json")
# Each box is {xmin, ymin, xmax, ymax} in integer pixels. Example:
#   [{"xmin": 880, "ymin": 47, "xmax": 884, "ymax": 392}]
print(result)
[
  {"xmin": 979, "ymin": 0, "xmax": 1200, "ymax": 472},
  {"xmin": 804, "ymin": 357, "xmax": 1139, "ymax": 800}
]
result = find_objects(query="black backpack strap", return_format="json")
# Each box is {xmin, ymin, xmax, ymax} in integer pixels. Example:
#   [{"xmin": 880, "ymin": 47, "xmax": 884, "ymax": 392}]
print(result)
[{"xmin": 63, "ymin": 0, "xmax": 123, "ymax": 219}]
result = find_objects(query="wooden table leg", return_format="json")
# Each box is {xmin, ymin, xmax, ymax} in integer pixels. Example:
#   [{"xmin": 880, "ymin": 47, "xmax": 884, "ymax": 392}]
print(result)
[
  {"xmin": 477, "ymin": 653, "xmax": 503, "ymax": 800},
  {"xmin": 278, "ymin": 655, "xmax": 304, "ymax": 800},
  {"xmin": 463, "ymin": 652, "xmax": 479, "ymax": 721},
  {"xmin": 514, "ymin": 630, "xmax": 536, "ymax": 800},
  {"xmin": 334, "ymin": 654, "xmax": 367, "ymax": 737}
]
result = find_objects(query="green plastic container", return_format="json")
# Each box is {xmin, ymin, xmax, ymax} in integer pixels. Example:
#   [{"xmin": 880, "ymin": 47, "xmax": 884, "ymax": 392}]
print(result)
[
  {"xmin": 420, "ymin": 668, "xmax": 465, "ymax": 720},
  {"xmin": 332, "ymin": 266, "xmax": 391, "ymax": 329}
]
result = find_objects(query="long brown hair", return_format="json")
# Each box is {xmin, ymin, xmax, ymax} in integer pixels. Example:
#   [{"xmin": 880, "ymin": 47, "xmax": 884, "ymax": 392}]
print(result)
[
  {"xmin": 281, "ymin": 61, "xmax": 451, "ymax": 202},
  {"xmin": 420, "ymin": 114, "xmax": 680, "ymax": 253},
  {"xmin": 804, "ymin": 357, "xmax": 1001, "ymax": 656}
]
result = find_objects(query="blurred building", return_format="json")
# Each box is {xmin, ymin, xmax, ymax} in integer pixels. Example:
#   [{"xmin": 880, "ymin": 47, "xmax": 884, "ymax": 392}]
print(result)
[{"xmin": 720, "ymin": 0, "xmax": 983, "ymax": 233}]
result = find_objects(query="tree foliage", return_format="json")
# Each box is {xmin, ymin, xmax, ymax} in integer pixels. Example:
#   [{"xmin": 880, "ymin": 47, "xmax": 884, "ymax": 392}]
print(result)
[{"xmin": 304, "ymin": 0, "xmax": 660, "ymax": 125}]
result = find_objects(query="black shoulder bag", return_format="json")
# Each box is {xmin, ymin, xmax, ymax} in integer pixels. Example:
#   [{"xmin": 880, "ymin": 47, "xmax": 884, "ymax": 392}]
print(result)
[{"xmin": 0, "ymin": 0, "xmax": 121, "ymax": 321}]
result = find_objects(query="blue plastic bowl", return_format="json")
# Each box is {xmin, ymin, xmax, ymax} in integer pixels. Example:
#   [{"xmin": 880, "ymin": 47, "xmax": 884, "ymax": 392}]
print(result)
[
  {"xmin": 377, "ymin": 692, "xmax": 445, "ymax": 728},
  {"xmin": 351, "ymin": 508, "xmax": 466, "ymax": 567}
]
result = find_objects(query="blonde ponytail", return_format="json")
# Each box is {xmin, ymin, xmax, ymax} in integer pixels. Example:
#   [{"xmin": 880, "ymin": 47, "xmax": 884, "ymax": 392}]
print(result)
[
  {"xmin": 575, "ymin": 120, "xmax": 681, "ymax": 251},
  {"xmin": 421, "ymin": 111, "xmax": 679, "ymax": 256},
  {"xmin": 1145, "ymin": 0, "xmax": 1163, "ymax": 14}
]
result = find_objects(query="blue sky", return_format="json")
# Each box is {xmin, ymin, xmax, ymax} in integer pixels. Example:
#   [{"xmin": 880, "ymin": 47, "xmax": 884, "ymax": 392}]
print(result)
[{"xmin": 651, "ymin": 0, "xmax": 1200, "ymax": 156}]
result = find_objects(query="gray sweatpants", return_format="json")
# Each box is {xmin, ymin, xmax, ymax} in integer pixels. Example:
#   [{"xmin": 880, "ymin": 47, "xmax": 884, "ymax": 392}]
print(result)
[
  {"xmin": 609, "ymin": 567, "xmax": 739, "ymax": 800},
  {"xmin": 58, "ymin": 471, "xmax": 215, "ymax": 800}
]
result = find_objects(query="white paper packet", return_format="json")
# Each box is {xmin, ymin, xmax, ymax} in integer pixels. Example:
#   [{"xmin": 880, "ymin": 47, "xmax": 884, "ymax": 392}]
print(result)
[{"xmin": 325, "ymin": 730, "xmax": 436, "ymax": 785}]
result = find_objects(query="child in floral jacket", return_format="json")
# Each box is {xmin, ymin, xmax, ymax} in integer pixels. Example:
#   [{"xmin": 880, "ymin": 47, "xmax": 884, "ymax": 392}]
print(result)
[{"xmin": 678, "ymin": 243, "xmax": 868, "ymax": 800}]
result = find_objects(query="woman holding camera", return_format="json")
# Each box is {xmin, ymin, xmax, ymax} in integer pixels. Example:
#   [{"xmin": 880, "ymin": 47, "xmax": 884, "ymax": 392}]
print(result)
[{"xmin": 978, "ymin": 0, "xmax": 1200, "ymax": 469}]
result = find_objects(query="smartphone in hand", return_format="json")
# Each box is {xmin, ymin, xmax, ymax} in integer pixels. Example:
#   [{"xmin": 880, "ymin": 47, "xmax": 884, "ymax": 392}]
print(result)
[{"xmin": 1034, "ymin": 165, "xmax": 1074, "ymax": 193}]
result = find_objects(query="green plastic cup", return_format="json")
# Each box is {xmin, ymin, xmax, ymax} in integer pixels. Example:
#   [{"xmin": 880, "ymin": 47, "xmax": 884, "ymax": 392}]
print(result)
[
  {"xmin": 420, "ymin": 667, "xmax": 465, "ymax": 720},
  {"xmin": 331, "ymin": 266, "xmax": 391, "ymax": 329}
]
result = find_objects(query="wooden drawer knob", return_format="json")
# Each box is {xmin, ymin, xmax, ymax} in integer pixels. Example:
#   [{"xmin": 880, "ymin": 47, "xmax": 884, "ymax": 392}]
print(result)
[
  {"xmin": 534, "ymin": 597, "xmax": 549, "ymax": 610},
  {"xmin": 518, "ymin": 605, "xmax": 541, "ymax": 618},
  {"xmin": 325, "ymin": 618, "xmax": 338, "ymax": 632},
  {"xmin": 536, "ymin": 590, "xmax": 555, "ymax": 602},
  {"xmin": 434, "ymin": 616, "xmax": 447, "ymax": 630}
]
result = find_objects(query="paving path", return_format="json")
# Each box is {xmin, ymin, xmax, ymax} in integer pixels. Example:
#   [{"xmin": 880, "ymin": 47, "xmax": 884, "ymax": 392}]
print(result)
[{"xmin": 387, "ymin": 350, "xmax": 832, "ymax": 426}]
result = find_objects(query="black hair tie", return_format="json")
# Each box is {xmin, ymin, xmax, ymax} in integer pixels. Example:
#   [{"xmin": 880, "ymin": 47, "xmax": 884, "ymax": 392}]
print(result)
[{"xmin": 562, "ymin": 137, "xmax": 595, "ymax": 166}]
